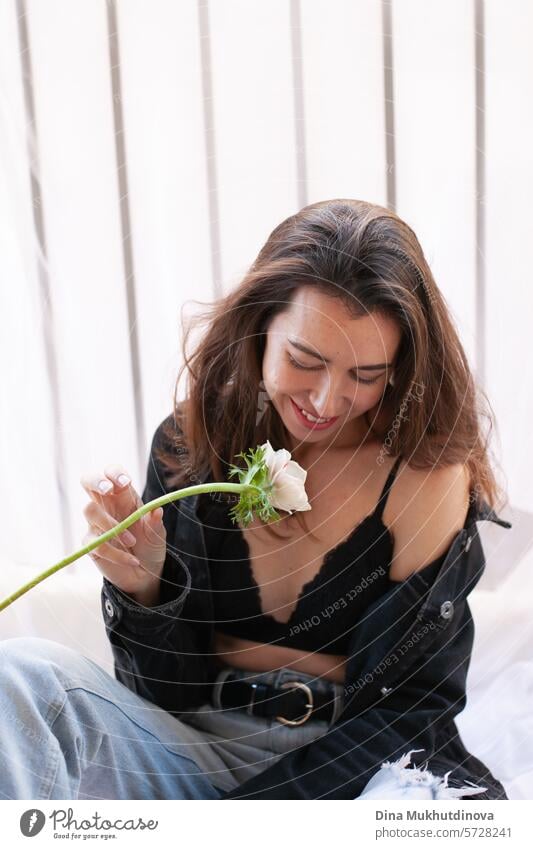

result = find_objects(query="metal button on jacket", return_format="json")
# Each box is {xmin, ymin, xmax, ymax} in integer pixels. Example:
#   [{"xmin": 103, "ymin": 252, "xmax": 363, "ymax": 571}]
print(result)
[
  {"xmin": 380, "ymin": 686, "xmax": 393, "ymax": 695},
  {"xmin": 440, "ymin": 600, "xmax": 454, "ymax": 620},
  {"xmin": 104, "ymin": 598, "xmax": 115, "ymax": 619}
]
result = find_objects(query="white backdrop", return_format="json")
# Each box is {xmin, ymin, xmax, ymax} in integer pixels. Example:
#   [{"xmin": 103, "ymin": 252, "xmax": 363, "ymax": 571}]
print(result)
[
  {"xmin": 1, "ymin": 0, "xmax": 532, "ymax": 572},
  {"xmin": 0, "ymin": 0, "xmax": 532, "ymax": 797}
]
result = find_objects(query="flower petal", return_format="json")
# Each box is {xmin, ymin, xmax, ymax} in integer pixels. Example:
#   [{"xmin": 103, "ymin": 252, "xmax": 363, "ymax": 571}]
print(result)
[{"xmin": 259, "ymin": 441, "xmax": 312, "ymax": 514}]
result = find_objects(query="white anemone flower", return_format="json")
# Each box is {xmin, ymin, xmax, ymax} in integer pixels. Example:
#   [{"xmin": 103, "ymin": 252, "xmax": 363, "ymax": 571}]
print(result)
[{"xmin": 260, "ymin": 440, "xmax": 312, "ymax": 515}]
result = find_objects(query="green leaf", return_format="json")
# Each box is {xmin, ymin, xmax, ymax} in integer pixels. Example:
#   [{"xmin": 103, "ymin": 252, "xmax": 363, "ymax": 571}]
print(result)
[{"xmin": 227, "ymin": 444, "xmax": 279, "ymax": 527}]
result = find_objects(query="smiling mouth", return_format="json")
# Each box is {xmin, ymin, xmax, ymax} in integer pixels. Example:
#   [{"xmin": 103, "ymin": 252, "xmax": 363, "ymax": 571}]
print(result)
[{"xmin": 290, "ymin": 397, "xmax": 339, "ymax": 426}]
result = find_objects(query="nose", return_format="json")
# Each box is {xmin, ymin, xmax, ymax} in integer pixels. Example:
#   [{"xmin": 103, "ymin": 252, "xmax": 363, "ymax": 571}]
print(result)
[{"xmin": 308, "ymin": 374, "xmax": 347, "ymax": 419}]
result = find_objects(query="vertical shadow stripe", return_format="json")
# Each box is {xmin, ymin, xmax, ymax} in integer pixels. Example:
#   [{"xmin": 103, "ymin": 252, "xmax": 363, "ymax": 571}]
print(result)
[
  {"xmin": 106, "ymin": 0, "xmax": 146, "ymax": 471},
  {"xmin": 381, "ymin": 0, "xmax": 396, "ymax": 212},
  {"xmin": 474, "ymin": 0, "xmax": 486, "ymax": 386},
  {"xmin": 16, "ymin": 0, "xmax": 74, "ymax": 554},
  {"xmin": 290, "ymin": 0, "xmax": 307, "ymax": 210},
  {"xmin": 198, "ymin": 0, "xmax": 222, "ymax": 298}
]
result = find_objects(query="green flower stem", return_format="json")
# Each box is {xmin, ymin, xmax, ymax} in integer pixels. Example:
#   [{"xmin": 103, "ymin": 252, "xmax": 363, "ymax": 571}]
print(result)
[{"xmin": 0, "ymin": 482, "xmax": 261, "ymax": 614}]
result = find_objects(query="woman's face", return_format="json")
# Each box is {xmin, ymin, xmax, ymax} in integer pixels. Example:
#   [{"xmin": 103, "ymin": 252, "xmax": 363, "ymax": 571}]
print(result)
[{"xmin": 261, "ymin": 286, "xmax": 402, "ymax": 452}]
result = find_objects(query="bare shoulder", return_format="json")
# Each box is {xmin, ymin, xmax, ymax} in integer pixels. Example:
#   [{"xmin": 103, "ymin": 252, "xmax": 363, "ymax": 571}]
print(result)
[{"xmin": 385, "ymin": 459, "xmax": 471, "ymax": 583}]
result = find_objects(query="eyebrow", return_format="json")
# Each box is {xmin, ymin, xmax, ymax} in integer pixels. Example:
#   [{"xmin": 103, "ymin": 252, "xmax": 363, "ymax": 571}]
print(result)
[{"xmin": 287, "ymin": 337, "xmax": 390, "ymax": 371}]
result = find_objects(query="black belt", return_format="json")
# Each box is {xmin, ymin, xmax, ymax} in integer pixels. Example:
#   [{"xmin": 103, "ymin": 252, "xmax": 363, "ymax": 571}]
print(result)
[{"xmin": 218, "ymin": 673, "xmax": 337, "ymax": 726}]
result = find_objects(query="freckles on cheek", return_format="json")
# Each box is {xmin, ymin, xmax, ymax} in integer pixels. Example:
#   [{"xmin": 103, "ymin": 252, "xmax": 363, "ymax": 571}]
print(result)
[{"xmin": 267, "ymin": 363, "xmax": 298, "ymax": 394}]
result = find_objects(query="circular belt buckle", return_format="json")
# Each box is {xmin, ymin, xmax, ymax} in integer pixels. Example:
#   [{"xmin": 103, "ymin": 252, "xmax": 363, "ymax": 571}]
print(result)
[{"xmin": 275, "ymin": 681, "xmax": 314, "ymax": 726}]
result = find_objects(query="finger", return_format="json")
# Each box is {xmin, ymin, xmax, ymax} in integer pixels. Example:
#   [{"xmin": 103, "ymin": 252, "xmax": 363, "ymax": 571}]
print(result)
[
  {"xmin": 141, "ymin": 508, "xmax": 166, "ymax": 549},
  {"xmin": 80, "ymin": 472, "xmax": 117, "ymax": 502},
  {"xmin": 149, "ymin": 507, "xmax": 164, "ymax": 524},
  {"xmin": 103, "ymin": 464, "xmax": 135, "ymax": 492},
  {"xmin": 80, "ymin": 467, "xmax": 137, "ymax": 499},
  {"xmin": 83, "ymin": 501, "xmax": 137, "ymax": 547},
  {"xmin": 80, "ymin": 467, "xmax": 142, "ymax": 520},
  {"xmin": 102, "ymin": 464, "xmax": 144, "ymax": 514},
  {"xmin": 82, "ymin": 532, "xmax": 140, "ymax": 568},
  {"xmin": 87, "ymin": 524, "xmax": 135, "ymax": 554}
]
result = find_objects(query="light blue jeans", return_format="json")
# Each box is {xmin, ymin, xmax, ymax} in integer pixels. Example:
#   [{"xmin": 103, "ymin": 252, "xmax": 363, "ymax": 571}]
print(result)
[
  {"xmin": 0, "ymin": 637, "xmax": 345, "ymax": 800},
  {"xmin": 0, "ymin": 637, "xmax": 488, "ymax": 800}
]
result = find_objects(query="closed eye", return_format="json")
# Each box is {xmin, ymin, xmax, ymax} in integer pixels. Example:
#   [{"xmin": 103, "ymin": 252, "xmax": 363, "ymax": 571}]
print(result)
[{"xmin": 286, "ymin": 352, "xmax": 382, "ymax": 385}]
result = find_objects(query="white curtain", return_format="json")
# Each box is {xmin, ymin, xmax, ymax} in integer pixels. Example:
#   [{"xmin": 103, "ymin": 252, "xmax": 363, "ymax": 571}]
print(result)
[
  {"xmin": 0, "ymin": 4, "xmax": 532, "ymax": 791},
  {"xmin": 1, "ymin": 0, "xmax": 532, "ymax": 799}
]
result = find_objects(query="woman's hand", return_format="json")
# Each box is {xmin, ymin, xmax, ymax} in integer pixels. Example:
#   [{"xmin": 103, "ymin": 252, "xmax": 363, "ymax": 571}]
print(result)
[{"xmin": 80, "ymin": 465, "xmax": 166, "ymax": 600}]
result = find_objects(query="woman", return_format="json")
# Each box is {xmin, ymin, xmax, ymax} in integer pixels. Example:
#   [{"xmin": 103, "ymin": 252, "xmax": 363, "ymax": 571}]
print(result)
[{"xmin": 0, "ymin": 199, "xmax": 511, "ymax": 800}]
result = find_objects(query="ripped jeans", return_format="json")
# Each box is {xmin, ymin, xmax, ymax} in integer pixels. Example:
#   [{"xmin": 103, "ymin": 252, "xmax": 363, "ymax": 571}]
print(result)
[{"xmin": 0, "ymin": 637, "xmax": 488, "ymax": 800}]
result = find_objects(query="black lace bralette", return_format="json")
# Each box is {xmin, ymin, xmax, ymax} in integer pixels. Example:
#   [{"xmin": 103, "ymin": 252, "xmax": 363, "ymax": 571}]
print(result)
[{"xmin": 199, "ymin": 457, "xmax": 445, "ymax": 655}]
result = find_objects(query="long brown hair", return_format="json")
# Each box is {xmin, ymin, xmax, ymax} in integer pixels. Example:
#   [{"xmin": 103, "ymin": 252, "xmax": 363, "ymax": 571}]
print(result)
[{"xmin": 155, "ymin": 198, "xmax": 508, "ymax": 539}]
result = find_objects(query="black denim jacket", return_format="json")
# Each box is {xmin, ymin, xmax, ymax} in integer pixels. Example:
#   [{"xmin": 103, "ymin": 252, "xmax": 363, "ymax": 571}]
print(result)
[{"xmin": 101, "ymin": 415, "xmax": 513, "ymax": 800}]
